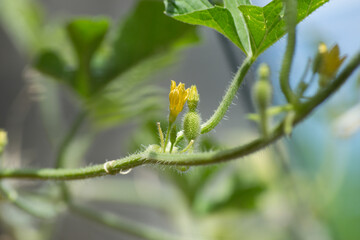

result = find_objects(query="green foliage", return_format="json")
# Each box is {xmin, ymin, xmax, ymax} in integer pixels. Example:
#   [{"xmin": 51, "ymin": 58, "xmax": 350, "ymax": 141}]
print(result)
[
  {"xmin": 194, "ymin": 177, "xmax": 265, "ymax": 213},
  {"xmin": 34, "ymin": 50, "xmax": 73, "ymax": 83},
  {"xmin": 0, "ymin": 0, "xmax": 45, "ymax": 55},
  {"xmin": 164, "ymin": 0, "xmax": 328, "ymax": 57},
  {"xmin": 66, "ymin": 18, "xmax": 110, "ymax": 97},
  {"xmin": 2, "ymin": 0, "xmax": 360, "ymax": 240},
  {"xmin": 33, "ymin": 0, "xmax": 199, "ymax": 127},
  {"xmin": 66, "ymin": 18, "xmax": 109, "ymax": 67},
  {"xmin": 99, "ymin": 0, "xmax": 199, "ymax": 83}
]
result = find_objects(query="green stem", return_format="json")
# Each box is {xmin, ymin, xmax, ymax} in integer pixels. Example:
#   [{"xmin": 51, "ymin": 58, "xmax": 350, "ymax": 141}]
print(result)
[
  {"xmin": 179, "ymin": 140, "xmax": 194, "ymax": 153},
  {"xmin": 280, "ymin": 0, "xmax": 298, "ymax": 104},
  {"xmin": 70, "ymin": 203, "xmax": 180, "ymax": 240},
  {"xmin": 157, "ymin": 122, "xmax": 165, "ymax": 151},
  {"xmin": 55, "ymin": 110, "xmax": 87, "ymax": 203},
  {"xmin": 201, "ymin": 56, "xmax": 253, "ymax": 134},
  {"xmin": 0, "ymin": 52, "xmax": 359, "ymax": 181},
  {"xmin": 174, "ymin": 56, "xmax": 254, "ymax": 144},
  {"xmin": 55, "ymin": 111, "xmax": 87, "ymax": 168},
  {"xmin": 163, "ymin": 122, "xmax": 173, "ymax": 152},
  {"xmin": 0, "ymin": 182, "xmax": 51, "ymax": 219}
]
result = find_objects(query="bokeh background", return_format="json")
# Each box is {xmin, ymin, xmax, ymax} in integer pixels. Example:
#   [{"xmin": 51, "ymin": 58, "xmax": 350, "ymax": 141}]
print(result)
[{"xmin": 0, "ymin": 0, "xmax": 360, "ymax": 239}]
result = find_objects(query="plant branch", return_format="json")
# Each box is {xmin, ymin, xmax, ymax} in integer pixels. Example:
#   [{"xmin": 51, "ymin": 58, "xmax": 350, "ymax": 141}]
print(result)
[
  {"xmin": 280, "ymin": 0, "xmax": 298, "ymax": 104},
  {"xmin": 201, "ymin": 56, "xmax": 254, "ymax": 134},
  {"xmin": 0, "ymin": 52, "xmax": 359, "ymax": 181},
  {"xmin": 55, "ymin": 110, "xmax": 87, "ymax": 168},
  {"xmin": 175, "ymin": 55, "xmax": 253, "ymax": 144},
  {"xmin": 70, "ymin": 203, "xmax": 180, "ymax": 240},
  {"xmin": 0, "ymin": 182, "xmax": 52, "ymax": 219}
]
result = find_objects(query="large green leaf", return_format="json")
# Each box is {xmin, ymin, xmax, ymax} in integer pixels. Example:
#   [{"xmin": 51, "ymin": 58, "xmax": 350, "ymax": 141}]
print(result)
[
  {"xmin": 98, "ymin": 0, "xmax": 199, "ymax": 85},
  {"xmin": 164, "ymin": 0, "xmax": 251, "ymax": 54},
  {"xmin": 165, "ymin": 0, "xmax": 328, "ymax": 57}
]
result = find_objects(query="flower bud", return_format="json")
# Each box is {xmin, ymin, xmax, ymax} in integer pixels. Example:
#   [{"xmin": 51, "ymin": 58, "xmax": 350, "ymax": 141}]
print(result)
[
  {"xmin": 253, "ymin": 64, "xmax": 272, "ymax": 111},
  {"xmin": 0, "ymin": 129, "xmax": 8, "ymax": 154},
  {"xmin": 258, "ymin": 63, "xmax": 270, "ymax": 80},
  {"xmin": 187, "ymin": 85, "xmax": 199, "ymax": 112},
  {"xmin": 312, "ymin": 42, "xmax": 327, "ymax": 74},
  {"xmin": 253, "ymin": 64, "xmax": 272, "ymax": 137},
  {"xmin": 183, "ymin": 111, "xmax": 201, "ymax": 142},
  {"xmin": 314, "ymin": 43, "xmax": 346, "ymax": 87}
]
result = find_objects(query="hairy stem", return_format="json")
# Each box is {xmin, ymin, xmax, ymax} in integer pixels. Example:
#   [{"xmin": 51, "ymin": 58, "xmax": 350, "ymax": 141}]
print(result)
[
  {"xmin": 174, "ymin": 56, "xmax": 253, "ymax": 144},
  {"xmin": 201, "ymin": 56, "xmax": 253, "ymax": 134},
  {"xmin": 0, "ymin": 52, "xmax": 359, "ymax": 181}
]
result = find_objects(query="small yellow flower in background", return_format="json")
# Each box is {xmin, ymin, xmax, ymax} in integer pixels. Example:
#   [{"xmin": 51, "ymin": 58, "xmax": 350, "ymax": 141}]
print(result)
[
  {"xmin": 312, "ymin": 42, "xmax": 327, "ymax": 74},
  {"xmin": 319, "ymin": 44, "xmax": 346, "ymax": 78},
  {"xmin": 317, "ymin": 43, "xmax": 346, "ymax": 87},
  {"xmin": 0, "ymin": 129, "xmax": 8, "ymax": 154},
  {"xmin": 169, "ymin": 80, "xmax": 189, "ymax": 123}
]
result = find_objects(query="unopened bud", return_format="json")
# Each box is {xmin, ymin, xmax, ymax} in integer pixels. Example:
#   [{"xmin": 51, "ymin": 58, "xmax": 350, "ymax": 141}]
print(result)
[
  {"xmin": 258, "ymin": 63, "xmax": 270, "ymax": 80},
  {"xmin": 187, "ymin": 85, "xmax": 199, "ymax": 112},
  {"xmin": 312, "ymin": 42, "xmax": 327, "ymax": 74},
  {"xmin": 0, "ymin": 130, "xmax": 8, "ymax": 154},
  {"xmin": 253, "ymin": 64, "xmax": 272, "ymax": 111}
]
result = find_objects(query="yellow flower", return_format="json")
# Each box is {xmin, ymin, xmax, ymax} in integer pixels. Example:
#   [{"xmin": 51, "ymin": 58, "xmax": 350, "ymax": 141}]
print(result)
[
  {"xmin": 169, "ymin": 80, "xmax": 189, "ymax": 123},
  {"xmin": 319, "ymin": 44, "xmax": 346, "ymax": 79}
]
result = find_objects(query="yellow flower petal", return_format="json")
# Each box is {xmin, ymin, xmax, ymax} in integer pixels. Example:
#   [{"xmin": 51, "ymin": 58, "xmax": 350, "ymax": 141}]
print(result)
[
  {"xmin": 319, "ymin": 44, "xmax": 346, "ymax": 78},
  {"xmin": 169, "ymin": 81, "xmax": 189, "ymax": 123}
]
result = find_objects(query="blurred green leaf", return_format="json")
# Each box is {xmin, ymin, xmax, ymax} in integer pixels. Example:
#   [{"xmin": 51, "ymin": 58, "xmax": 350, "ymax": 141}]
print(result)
[
  {"xmin": 34, "ymin": 50, "xmax": 73, "ymax": 83},
  {"xmin": 164, "ymin": 0, "xmax": 328, "ymax": 57},
  {"xmin": 208, "ymin": 183, "xmax": 265, "ymax": 212},
  {"xmin": 87, "ymin": 52, "xmax": 170, "ymax": 128},
  {"xmin": 193, "ymin": 174, "xmax": 265, "ymax": 214},
  {"xmin": 0, "ymin": 0, "xmax": 44, "ymax": 56},
  {"xmin": 33, "ymin": 0, "xmax": 199, "ymax": 127},
  {"xmin": 66, "ymin": 18, "xmax": 109, "ymax": 65},
  {"xmin": 66, "ymin": 18, "xmax": 109, "ymax": 96},
  {"xmin": 99, "ymin": 0, "xmax": 199, "ymax": 85}
]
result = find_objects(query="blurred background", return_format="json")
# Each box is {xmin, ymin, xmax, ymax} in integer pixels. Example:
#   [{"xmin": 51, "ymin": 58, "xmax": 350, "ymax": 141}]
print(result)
[{"xmin": 0, "ymin": 0, "xmax": 360, "ymax": 239}]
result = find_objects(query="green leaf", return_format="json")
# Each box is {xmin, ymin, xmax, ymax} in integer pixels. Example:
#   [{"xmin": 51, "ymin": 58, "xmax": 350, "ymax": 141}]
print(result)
[
  {"xmin": 88, "ymin": 51, "xmax": 171, "ymax": 128},
  {"xmin": 165, "ymin": 0, "xmax": 328, "ymax": 57},
  {"xmin": 66, "ymin": 18, "xmax": 110, "ymax": 97},
  {"xmin": 66, "ymin": 18, "xmax": 109, "ymax": 65},
  {"xmin": 33, "ymin": 0, "xmax": 199, "ymax": 128},
  {"xmin": 164, "ymin": 0, "xmax": 251, "ymax": 54},
  {"xmin": 239, "ymin": 0, "xmax": 328, "ymax": 56},
  {"xmin": 99, "ymin": 0, "xmax": 199, "ymax": 84},
  {"xmin": 0, "ymin": 0, "xmax": 44, "ymax": 56},
  {"xmin": 34, "ymin": 50, "xmax": 73, "ymax": 83},
  {"xmin": 193, "ymin": 175, "xmax": 265, "ymax": 214}
]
